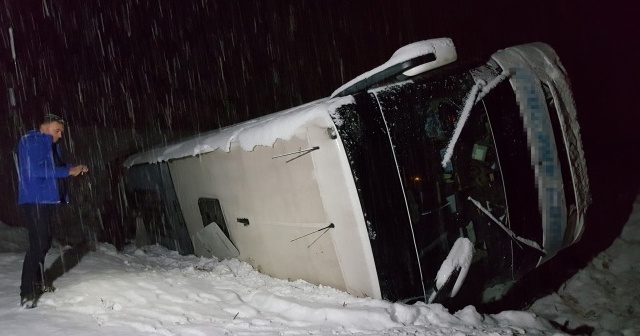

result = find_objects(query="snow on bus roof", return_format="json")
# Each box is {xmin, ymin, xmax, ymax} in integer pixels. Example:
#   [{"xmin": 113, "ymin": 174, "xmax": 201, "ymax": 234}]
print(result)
[{"xmin": 123, "ymin": 96, "xmax": 354, "ymax": 168}]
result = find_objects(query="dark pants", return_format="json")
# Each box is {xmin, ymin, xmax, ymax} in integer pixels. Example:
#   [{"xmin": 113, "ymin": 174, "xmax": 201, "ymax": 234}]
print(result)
[{"xmin": 20, "ymin": 204, "xmax": 55, "ymax": 297}]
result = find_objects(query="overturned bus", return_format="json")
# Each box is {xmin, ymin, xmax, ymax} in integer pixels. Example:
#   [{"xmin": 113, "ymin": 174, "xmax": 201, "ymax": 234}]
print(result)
[{"xmin": 123, "ymin": 38, "xmax": 590, "ymax": 304}]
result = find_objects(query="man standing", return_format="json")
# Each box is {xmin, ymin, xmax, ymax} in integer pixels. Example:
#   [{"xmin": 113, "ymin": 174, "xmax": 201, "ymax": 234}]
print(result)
[{"xmin": 17, "ymin": 113, "xmax": 88, "ymax": 308}]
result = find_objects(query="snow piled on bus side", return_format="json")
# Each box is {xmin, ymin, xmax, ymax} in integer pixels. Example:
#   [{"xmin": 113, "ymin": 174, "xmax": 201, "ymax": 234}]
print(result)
[
  {"xmin": 123, "ymin": 96, "xmax": 354, "ymax": 168},
  {"xmin": 2, "ymin": 193, "xmax": 640, "ymax": 334},
  {"xmin": 0, "ymin": 240, "xmax": 557, "ymax": 335}
]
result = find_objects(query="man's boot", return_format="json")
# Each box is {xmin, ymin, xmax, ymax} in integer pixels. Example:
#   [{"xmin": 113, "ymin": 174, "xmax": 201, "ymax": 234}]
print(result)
[{"xmin": 20, "ymin": 292, "xmax": 37, "ymax": 309}]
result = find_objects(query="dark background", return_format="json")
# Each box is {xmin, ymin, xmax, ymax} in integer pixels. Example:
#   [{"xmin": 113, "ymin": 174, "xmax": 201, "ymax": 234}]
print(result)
[
  {"xmin": 1, "ymin": 0, "xmax": 639, "ymax": 305},
  {"xmin": 2, "ymin": 1, "xmax": 636, "ymax": 136}
]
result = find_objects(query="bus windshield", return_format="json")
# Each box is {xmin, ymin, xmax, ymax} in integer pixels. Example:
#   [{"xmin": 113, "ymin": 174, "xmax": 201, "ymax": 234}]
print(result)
[{"xmin": 372, "ymin": 72, "xmax": 510, "ymax": 288}]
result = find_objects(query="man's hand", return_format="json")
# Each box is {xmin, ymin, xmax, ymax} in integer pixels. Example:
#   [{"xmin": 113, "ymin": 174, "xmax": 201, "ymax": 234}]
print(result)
[{"xmin": 69, "ymin": 165, "xmax": 89, "ymax": 177}]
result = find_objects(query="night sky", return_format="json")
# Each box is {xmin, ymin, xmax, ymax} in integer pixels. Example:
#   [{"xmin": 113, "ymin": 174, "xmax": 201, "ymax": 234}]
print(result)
[{"xmin": 1, "ymin": 0, "xmax": 639, "ymax": 250}]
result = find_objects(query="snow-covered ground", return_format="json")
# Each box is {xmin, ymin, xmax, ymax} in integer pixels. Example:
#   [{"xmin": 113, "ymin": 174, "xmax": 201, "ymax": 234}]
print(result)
[
  {"xmin": 1, "ymin": 194, "xmax": 638, "ymax": 335},
  {"xmin": 528, "ymin": 194, "xmax": 640, "ymax": 335},
  {"xmin": 0, "ymin": 245, "xmax": 556, "ymax": 335}
]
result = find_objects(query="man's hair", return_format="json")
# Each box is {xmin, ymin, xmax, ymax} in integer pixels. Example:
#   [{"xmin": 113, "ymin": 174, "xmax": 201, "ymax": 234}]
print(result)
[{"xmin": 43, "ymin": 113, "xmax": 65, "ymax": 125}]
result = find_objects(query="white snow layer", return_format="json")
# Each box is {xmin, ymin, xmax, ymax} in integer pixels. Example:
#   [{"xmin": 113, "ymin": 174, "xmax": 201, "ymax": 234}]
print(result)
[
  {"xmin": 0, "ymin": 244, "xmax": 554, "ymax": 336},
  {"xmin": 0, "ymin": 242, "xmax": 557, "ymax": 335},
  {"xmin": 434, "ymin": 238, "xmax": 474, "ymax": 291},
  {"xmin": 441, "ymin": 70, "xmax": 510, "ymax": 168},
  {"xmin": 123, "ymin": 96, "xmax": 354, "ymax": 167},
  {"xmin": 440, "ymin": 80, "xmax": 483, "ymax": 168},
  {"xmin": 3, "ymin": 197, "xmax": 639, "ymax": 335},
  {"xmin": 528, "ymin": 193, "xmax": 640, "ymax": 335},
  {"xmin": 331, "ymin": 38, "xmax": 457, "ymax": 98}
]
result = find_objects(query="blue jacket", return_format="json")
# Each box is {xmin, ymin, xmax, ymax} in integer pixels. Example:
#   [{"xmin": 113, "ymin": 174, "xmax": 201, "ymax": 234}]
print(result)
[{"xmin": 17, "ymin": 130, "xmax": 72, "ymax": 204}]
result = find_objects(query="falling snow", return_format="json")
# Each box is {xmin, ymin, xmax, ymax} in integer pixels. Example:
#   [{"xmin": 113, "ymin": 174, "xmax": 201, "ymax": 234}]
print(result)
[{"xmin": 0, "ymin": 1, "xmax": 637, "ymax": 335}]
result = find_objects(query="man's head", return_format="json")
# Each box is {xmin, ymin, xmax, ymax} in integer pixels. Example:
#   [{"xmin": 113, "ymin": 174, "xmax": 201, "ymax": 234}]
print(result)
[{"xmin": 39, "ymin": 114, "xmax": 65, "ymax": 143}]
